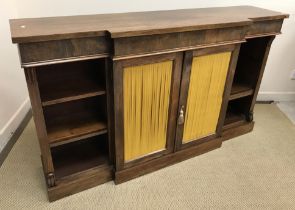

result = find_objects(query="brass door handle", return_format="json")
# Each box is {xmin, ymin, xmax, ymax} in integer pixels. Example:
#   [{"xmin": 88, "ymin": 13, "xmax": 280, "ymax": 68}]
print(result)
[{"xmin": 178, "ymin": 106, "xmax": 185, "ymax": 125}]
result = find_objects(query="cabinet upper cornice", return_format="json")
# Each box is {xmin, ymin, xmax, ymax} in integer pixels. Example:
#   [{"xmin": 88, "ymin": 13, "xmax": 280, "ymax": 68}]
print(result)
[{"xmin": 10, "ymin": 6, "xmax": 288, "ymax": 43}]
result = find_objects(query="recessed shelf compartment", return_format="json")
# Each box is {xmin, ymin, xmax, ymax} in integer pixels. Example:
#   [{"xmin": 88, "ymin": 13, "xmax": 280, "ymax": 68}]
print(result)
[
  {"xmin": 36, "ymin": 59, "xmax": 106, "ymax": 106},
  {"xmin": 51, "ymin": 134, "xmax": 110, "ymax": 179},
  {"xmin": 224, "ymin": 36, "xmax": 273, "ymax": 130},
  {"xmin": 229, "ymin": 36, "xmax": 272, "ymax": 102},
  {"xmin": 223, "ymin": 97, "xmax": 252, "ymax": 130},
  {"xmin": 44, "ymin": 96, "xmax": 107, "ymax": 145},
  {"xmin": 223, "ymin": 111, "xmax": 246, "ymax": 130}
]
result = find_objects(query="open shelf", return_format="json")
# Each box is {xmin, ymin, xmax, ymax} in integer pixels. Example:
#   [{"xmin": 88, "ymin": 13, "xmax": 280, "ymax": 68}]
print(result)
[
  {"xmin": 44, "ymin": 96, "xmax": 107, "ymax": 145},
  {"xmin": 223, "ymin": 96, "xmax": 252, "ymax": 130},
  {"xmin": 47, "ymin": 118, "xmax": 107, "ymax": 147},
  {"xmin": 51, "ymin": 134, "xmax": 109, "ymax": 179},
  {"xmin": 230, "ymin": 83, "xmax": 254, "ymax": 101},
  {"xmin": 36, "ymin": 59, "xmax": 106, "ymax": 106},
  {"xmin": 224, "ymin": 36, "xmax": 273, "ymax": 130},
  {"xmin": 229, "ymin": 36, "xmax": 272, "ymax": 102},
  {"xmin": 223, "ymin": 111, "xmax": 246, "ymax": 130},
  {"xmin": 41, "ymin": 85, "xmax": 105, "ymax": 107}
]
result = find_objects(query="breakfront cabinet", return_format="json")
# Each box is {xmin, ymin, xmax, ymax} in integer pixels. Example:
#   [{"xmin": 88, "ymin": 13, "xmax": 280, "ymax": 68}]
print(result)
[{"xmin": 10, "ymin": 6, "xmax": 288, "ymax": 201}]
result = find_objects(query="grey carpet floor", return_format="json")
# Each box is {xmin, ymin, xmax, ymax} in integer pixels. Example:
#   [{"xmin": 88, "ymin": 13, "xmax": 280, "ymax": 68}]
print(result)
[
  {"xmin": 277, "ymin": 101, "xmax": 295, "ymax": 125},
  {"xmin": 0, "ymin": 104, "xmax": 295, "ymax": 209}
]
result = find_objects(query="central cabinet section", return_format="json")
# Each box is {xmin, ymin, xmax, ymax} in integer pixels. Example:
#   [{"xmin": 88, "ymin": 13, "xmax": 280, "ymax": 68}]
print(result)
[{"xmin": 113, "ymin": 45, "xmax": 239, "ymax": 170}]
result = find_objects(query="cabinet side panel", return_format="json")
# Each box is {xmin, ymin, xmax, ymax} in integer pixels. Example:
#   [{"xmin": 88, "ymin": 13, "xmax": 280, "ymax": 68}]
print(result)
[
  {"xmin": 183, "ymin": 52, "xmax": 231, "ymax": 142},
  {"xmin": 24, "ymin": 68, "xmax": 55, "ymax": 186},
  {"xmin": 123, "ymin": 61, "xmax": 172, "ymax": 161}
]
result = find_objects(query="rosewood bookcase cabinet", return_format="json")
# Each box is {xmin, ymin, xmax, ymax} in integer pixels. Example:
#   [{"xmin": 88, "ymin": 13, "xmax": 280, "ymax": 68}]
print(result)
[{"xmin": 10, "ymin": 6, "xmax": 288, "ymax": 201}]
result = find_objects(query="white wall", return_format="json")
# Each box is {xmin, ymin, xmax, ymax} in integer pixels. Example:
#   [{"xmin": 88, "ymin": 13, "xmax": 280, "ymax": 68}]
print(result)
[
  {"xmin": 259, "ymin": 13, "xmax": 295, "ymax": 101},
  {"xmin": 0, "ymin": 0, "xmax": 30, "ymax": 152},
  {"xmin": 0, "ymin": 0, "xmax": 294, "ymax": 152}
]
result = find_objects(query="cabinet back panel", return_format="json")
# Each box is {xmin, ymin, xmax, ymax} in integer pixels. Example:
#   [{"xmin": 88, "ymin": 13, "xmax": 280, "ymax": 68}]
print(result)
[
  {"xmin": 123, "ymin": 61, "xmax": 172, "ymax": 161},
  {"xmin": 183, "ymin": 52, "xmax": 231, "ymax": 142}
]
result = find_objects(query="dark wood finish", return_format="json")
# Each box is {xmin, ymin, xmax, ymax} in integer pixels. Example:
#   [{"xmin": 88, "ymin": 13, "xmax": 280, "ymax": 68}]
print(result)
[
  {"xmin": 228, "ymin": 36, "xmax": 275, "ymax": 122},
  {"xmin": 233, "ymin": 36, "xmax": 274, "ymax": 90},
  {"xmin": 51, "ymin": 135, "xmax": 109, "ymax": 178},
  {"xmin": 229, "ymin": 83, "xmax": 254, "ymax": 100},
  {"xmin": 10, "ymin": 6, "xmax": 288, "ymax": 202},
  {"xmin": 246, "ymin": 19, "xmax": 283, "ymax": 38},
  {"xmin": 113, "ymin": 52, "xmax": 183, "ymax": 170},
  {"xmin": 222, "ymin": 122, "xmax": 254, "ymax": 141},
  {"xmin": 115, "ymin": 137, "xmax": 222, "ymax": 184},
  {"xmin": 223, "ymin": 111, "xmax": 246, "ymax": 130},
  {"xmin": 216, "ymin": 45, "xmax": 241, "ymax": 135},
  {"xmin": 36, "ymin": 59, "xmax": 106, "ymax": 106},
  {"xmin": 43, "ymin": 97, "xmax": 107, "ymax": 144},
  {"xmin": 18, "ymin": 36, "xmax": 110, "ymax": 65},
  {"xmin": 24, "ymin": 68, "xmax": 54, "ymax": 177},
  {"xmin": 105, "ymin": 58, "xmax": 115, "ymax": 165},
  {"xmin": 42, "ymin": 91, "xmax": 105, "ymax": 107},
  {"xmin": 249, "ymin": 36, "xmax": 275, "ymax": 112},
  {"xmin": 112, "ymin": 61, "xmax": 124, "ymax": 170},
  {"xmin": 175, "ymin": 44, "xmax": 239, "ymax": 150},
  {"xmin": 223, "ymin": 96, "xmax": 251, "ymax": 130},
  {"xmin": 50, "ymin": 130, "xmax": 107, "ymax": 148},
  {"xmin": 113, "ymin": 26, "xmax": 246, "ymax": 58},
  {"xmin": 48, "ymin": 164, "xmax": 112, "ymax": 201},
  {"xmin": 174, "ymin": 50, "xmax": 192, "ymax": 151},
  {"xmin": 47, "ymin": 119, "xmax": 107, "ymax": 145},
  {"xmin": 10, "ymin": 6, "xmax": 288, "ymax": 43},
  {"xmin": 193, "ymin": 44, "xmax": 238, "ymax": 57}
]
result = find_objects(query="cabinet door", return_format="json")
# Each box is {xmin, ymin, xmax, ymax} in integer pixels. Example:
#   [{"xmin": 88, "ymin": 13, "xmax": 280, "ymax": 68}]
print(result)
[
  {"xmin": 113, "ymin": 52, "xmax": 182, "ymax": 169},
  {"xmin": 175, "ymin": 45, "xmax": 240, "ymax": 150}
]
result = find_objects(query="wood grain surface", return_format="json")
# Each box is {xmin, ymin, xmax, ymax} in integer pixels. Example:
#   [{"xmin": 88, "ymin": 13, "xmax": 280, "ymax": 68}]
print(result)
[{"xmin": 10, "ymin": 6, "xmax": 288, "ymax": 43}]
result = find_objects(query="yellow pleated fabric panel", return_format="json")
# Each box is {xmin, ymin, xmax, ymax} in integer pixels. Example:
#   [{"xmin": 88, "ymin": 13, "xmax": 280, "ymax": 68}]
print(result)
[
  {"xmin": 123, "ymin": 61, "xmax": 172, "ymax": 161},
  {"xmin": 183, "ymin": 52, "xmax": 231, "ymax": 143}
]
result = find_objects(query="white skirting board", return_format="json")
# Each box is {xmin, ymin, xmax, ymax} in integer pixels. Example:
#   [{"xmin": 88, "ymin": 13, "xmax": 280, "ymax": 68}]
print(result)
[
  {"xmin": 0, "ymin": 98, "xmax": 31, "ymax": 153},
  {"xmin": 257, "ymin": 92, "xmax": 295, "ymax": 102}
]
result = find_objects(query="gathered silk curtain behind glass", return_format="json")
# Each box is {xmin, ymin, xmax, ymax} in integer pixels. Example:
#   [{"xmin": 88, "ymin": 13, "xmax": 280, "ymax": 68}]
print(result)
[
  {"xmin": 123, "ymin": 61, "xmax": 172, "ymax": 161},
  {"xmin": 183, "ymin": 52, "xmax": 231, "ymax": 142}
]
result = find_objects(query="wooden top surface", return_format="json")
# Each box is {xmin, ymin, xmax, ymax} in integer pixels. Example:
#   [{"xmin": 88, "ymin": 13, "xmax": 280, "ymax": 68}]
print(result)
[{"xmin": 10, "ymin": 6, "xmax": 288, "ymax": 43}]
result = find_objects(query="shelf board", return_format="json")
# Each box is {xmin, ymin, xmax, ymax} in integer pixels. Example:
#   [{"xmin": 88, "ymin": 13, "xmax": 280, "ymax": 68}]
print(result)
[
  {"xmin": 223, "ymin": 111, "xmax": 246, "ymax": 130},
  {"xmin": 41, "ymin": 83, "xmax": 106, "ymax": 106},
  {"xmin": 229, "ymin": 83, "xmax": 254, "ymax": 101},
  {"xmin": 51, "ymin": 136, "xmax": 109, "ymax": 179},
  {"xmin": 47, "ymin": 118, "xmax": 107, "ymax": 145},
  {"xmin": 42, "ymin": 90, "xmax": 106, "ymax": 106},
  {"xmin": 50, "ymin": 129, "xmax": 107, "ymax": 147}
]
